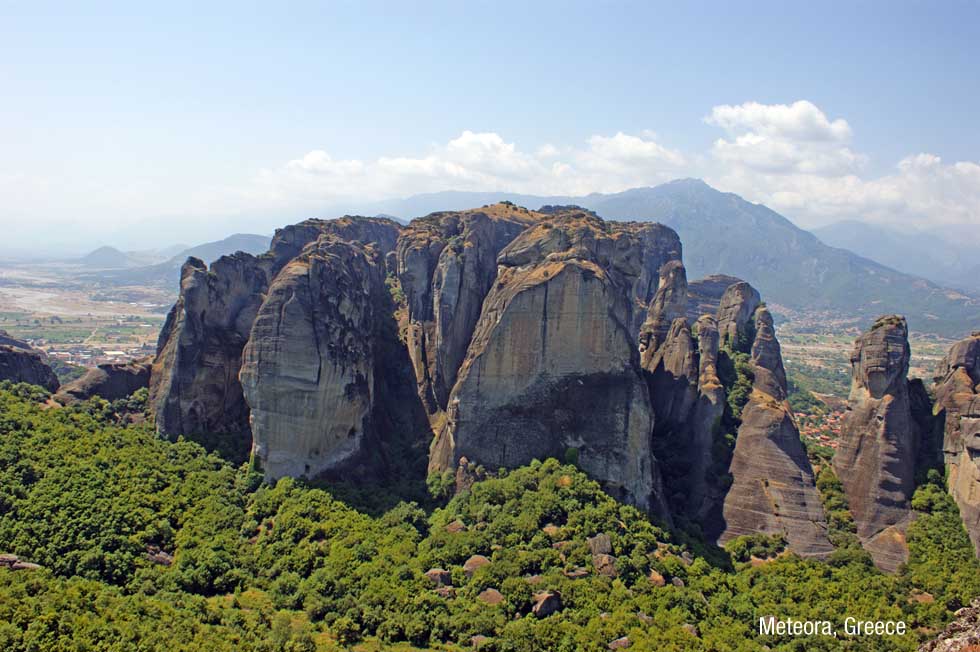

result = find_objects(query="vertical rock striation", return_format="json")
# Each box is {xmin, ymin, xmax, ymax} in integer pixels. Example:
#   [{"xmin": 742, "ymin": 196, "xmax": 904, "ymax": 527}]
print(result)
[
  {"xmin": 935, "ymin": 332, "xmax": 980, "ymax": 555},
  {"xmin": 240, "ymin": 236, "xmax": 387, "ymax": 480},
  {"xmin": 432, "ymin": 208, "xmax": 675, "ymax": 517},
  {"xmin": 834, "ymin": 315, "xmax": 923, "ymax": 571}
]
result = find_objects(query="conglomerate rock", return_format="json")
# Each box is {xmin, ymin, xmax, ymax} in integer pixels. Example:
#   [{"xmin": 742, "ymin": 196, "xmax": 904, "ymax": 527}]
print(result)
[
  {"xmin": 0, "ymin": 330, "xmax": 59, "ymax": 392},
  {"xmin": 834, "ymin": 315, "xmax": 924, "ymax": 572},
  {"xmin": 935, "ymin": 332, "xmax": 980, "ymax": 555},
  {"xmin": 54, "ymin": 358, "xmax": 151, "ymax": 404}
]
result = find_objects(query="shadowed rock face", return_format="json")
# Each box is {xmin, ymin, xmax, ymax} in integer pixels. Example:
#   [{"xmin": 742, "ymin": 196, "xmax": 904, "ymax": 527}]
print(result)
[
  {"xmin": 686, "ymin": 274, "xmax": 743, "ymax": 323},
  {"xmin": 0, "ymin": 331, "xmax": 59, "ymax": 392},
  {"xmin": 935, "ymin": 332, "xmax": 980, "ymax": 555},
  {"xmin": 716, "ymin": 282, "xmax": 761, "ymax": 351},
  {"xmin": 717, "ymin": 305, "xmax": 833, "ymax": 558},
  {"xmin": 149, "ymin": 217, "xmax": 402, "ymax": 454},
  {"xmin": 54, "ymin": 358, "xmax": 151, "ymax": 404},
  {"xmin": 834, "ymin": 315, "xmax": 921, "ymax": 572},
  {"xmin": 396, "ymin": 205, "xmax": 537, "ymax": 411},
  {"xmin": 149, "ymin": 254, "xmax": 272, "ymax": 444},
  {"xmin": 432, "ymin": 209, "xmax": 673, "ymax": 517},
  {"xmin": 240, "ymin": 236, "xmax": 387, "ymax": 480}
]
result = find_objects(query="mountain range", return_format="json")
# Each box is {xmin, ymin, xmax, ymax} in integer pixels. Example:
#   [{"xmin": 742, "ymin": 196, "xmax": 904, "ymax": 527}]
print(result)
[{"xmin": 351, "ymin": 179, "xmax": 979, "ymax": 338}]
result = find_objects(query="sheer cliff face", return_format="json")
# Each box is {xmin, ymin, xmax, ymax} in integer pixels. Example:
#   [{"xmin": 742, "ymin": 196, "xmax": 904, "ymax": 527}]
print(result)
[
  {"xmin": 935, "ymin": 332, "xmax": 980, "ymax": 555},
  {"xmin": 149, "ymin": 254, "xmax": 271, "ymax": 445},
  {"xmin": 395, "ymin": 205, "xmax": 537, "ymax": 411},
  {"xmin": 834, "ymin": 316, "xmax": 920, "ymax": 572},
  {"xmin": 149, "ymin": 217, "xmax": 401, "ymax": 461},
  {"xmin": 431, "ymin": 209, "xmax": 673, "ymax": 515},
  {"xmin": 240, "ymin": 237, "xmax": 386, "ymax": 480},
  {"xmin": 719, "ymin": 305, "xmax": 833, "ymax": 558},
  {"xmin": 0, "ymin": 330, "xmax": 59, "ymax": 393}
]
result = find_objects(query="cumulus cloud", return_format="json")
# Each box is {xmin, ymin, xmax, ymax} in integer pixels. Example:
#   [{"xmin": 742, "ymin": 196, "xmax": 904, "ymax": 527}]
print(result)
[
  {"xmin": 700, "ymin": 102, "xmax": 980, "ymax": 234},
  {"xmin": 251, "ymin": 129, "xmax": 687, "ymax": 204}
]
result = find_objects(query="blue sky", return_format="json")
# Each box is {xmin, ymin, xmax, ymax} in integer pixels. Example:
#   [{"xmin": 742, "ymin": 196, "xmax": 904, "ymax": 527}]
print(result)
[{"xmin": 2, "ymin": 0, "xmax": 979, "ymax": 252}]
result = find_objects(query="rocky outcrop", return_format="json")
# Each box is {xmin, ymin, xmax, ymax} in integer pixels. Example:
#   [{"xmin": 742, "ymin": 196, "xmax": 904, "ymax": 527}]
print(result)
[
  {"xmin": 0, "ymin": 331, "xmax": 59, "ymax": 392},
  {"xmin": 935, "ymin": 332, "xmax": 980, "ymax": 556},
  {"xmin": 686, "ymin": 274, "xmax": 743, "ymax": 322},
  {"xmin": 240, "ymin": 236, "xmax": 387, "ymax": 480},
  {"xmin": 54, "ymin": 358, "xmax": 151, "ymax": 404},
  {"xmin": 919, "ymin": 597, "xmax": 980, "ymax": 652},
  {"xmin": 396, "ymin": 204, "xmax": 536, "ymax": 411},
  {"xmin": 149, "ymin": 253, "xmax": 271, "ymax": 448},
  {"xmin": 150, "ymin": 217, "xmax": 401, "ymax": 457},
  {"xmin": 717, "ymin": 304, "xmax": 832, "ymax": 558},
  {"xmin": 431, "ymin": 208, "xmax": 673, "ymax": 516},
  {"xmin": 834, "ymin": 315, "xmax": 923, "ymax": 571}
]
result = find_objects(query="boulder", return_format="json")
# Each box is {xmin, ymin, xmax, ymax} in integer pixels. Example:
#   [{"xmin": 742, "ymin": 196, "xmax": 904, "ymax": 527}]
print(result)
[
  {"xmin": 425, "ymin": 568, "xmax": 452, "ymax": 586},
  {"xmin": 476, "ymin": 588, "xmax": 505, "ymax": 605},
  {"xmin": 608, "ymin": 636, "xmax": 631, "ymax": 649},
  {"xmin": 593, "ymin": 553, "xmax": 618, "ymax": 578},
  {"xmin": 587, "ymin": 533, "xmax": 613, "ymax": 556},
  {"xmin": 531, "ymin": 591, "xmax": 562, "ymax": 618},
  {"xmin": 463, "ymin": 554, "xmax": 491, "ymax": 578},
  {"xmin": 934, "ymin": 332, "xmax": 980, "ymax": 556},
  {"xmin": 648, "ymin": 569, "xmax": 666, "ymax": 587}
]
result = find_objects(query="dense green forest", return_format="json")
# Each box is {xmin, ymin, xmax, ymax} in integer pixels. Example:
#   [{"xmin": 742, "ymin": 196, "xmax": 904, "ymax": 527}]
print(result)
[{"xmin": 0, "ymin": 383, "xmax": 978, "ymax": 651}]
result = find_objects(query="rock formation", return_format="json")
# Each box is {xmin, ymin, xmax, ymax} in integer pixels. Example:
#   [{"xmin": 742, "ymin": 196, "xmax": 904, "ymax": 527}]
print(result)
[
  {"xmin": 54, "ymin": 358, "xmax": 151, "ymax": 404},
  {"xmin": 718, "ymin": 304, "xmax": 832, "ymax": 557},
  {"xmin": 935, "ymin": 332, "xmax": 980, "ymax": 555},
  {"xmin": 430, "ymin": 208, "xmax": 675, "ymax": 516},
  {"xmin": 149, "ymin": 217, "xmax": 401, "ymax": 462},
  {"xmin": 639, "ymin": 269, "xmax": 830, "ymax": 556},
  {"xmin": 0, "ymin": 330, "xmax": 59, "ymax": 392},
  {"xmin": 834, "ymin": 315, "xmax": 924, "ymax": 571},
  {"xmin": 240, "ymin": 236, "xmax": 387, "ymax": 480}
]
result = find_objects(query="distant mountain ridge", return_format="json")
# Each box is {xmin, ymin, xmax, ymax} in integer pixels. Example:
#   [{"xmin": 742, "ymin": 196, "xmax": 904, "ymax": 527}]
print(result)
[
  {"xmin": 82, "ymin": 233, "xmax": 271, "ymax": 287},
  {"xmin": 359, "ymin": 180, "xmax": 979, "ymax": 338},
  {"xmin": 812, "ymin": 220, "xmax": 979, "ymax": 293}
]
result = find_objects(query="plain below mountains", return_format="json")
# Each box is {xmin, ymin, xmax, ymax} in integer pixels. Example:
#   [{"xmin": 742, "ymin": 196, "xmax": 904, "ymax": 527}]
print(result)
[
  {"xmin": 81, "ymin": 233, "xmax": 271, "ymax": 286},
  {"xmin": 355, "ymin": 179, "xmax": 979, "ymax": 339}
]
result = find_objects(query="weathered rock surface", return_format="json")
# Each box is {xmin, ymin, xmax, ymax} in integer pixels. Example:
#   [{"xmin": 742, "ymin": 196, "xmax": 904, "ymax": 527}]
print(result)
[
  {"xmin": 834, "ymin": 315, "xmax": 923, "ymax": 571},
  {"xmin": 240, "ymin": 236, "xmax": 388, "ymax": 480},
  {"xmin": 718, "ymin": 304, "xmax": 833, "ymax": 558},
  {"xmin": 935, "ymin": 332, "xmax": 980, "ymax": 555},
  {"xmin": 432, "ymin": 208, "xmax": 674, "ymax": 516},
  {"xmin": 150, "ymin": 253, "xmax": 270, "ymax": 447},
  {"xmin": 0, "ymin": 331, "xmax": 59, "ymax": 392},
  {"xmin": 396, "ymin": 204, "xmax": 536, "ymax": 411},
  {"xmin": 54, "ymin": 358, "xmax": 151, "ymax": 404},
  {"xmin": 685, "ymin": 274, "xmax": 743, "ymax": 322},
  {"xmin": 919, "ymin": 597, "xmax": 980, "ymax": 652},
  {"xmin": 150, "ymin": 216, "xmax": 401, "ymax": 461}
]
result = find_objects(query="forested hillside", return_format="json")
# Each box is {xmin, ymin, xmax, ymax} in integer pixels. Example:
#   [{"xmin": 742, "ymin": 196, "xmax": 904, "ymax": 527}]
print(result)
[{"xmin": 0, "ymin": 383, "xmax": 978, "ymax": 651}]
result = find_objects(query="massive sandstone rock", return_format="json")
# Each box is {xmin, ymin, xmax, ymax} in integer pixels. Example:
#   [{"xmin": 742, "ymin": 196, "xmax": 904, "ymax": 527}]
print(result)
[
  {"xmin": 718, "ymin": 304, "xmax": 832, "ymax": 557},
  {"xmin": 833, "ymin": 315, "xmax": 923, "ymax": 571},
  {"xmin": 935, "ymin": 332, "xmax": 980, "ymax": 555},
  {"xmin": 638, "ymin": 267, "xmax": 830, "ymax": 555},
  {"xmin": 0, "ymin": 330, "xmax": 59, "ymax": 392},
  {"xmin": 149, "ymin": 217, "xmax": 401, "ymax": 458},
  {"xmin": 685, "ymin": 274, "xmax": 743, "ymax": 323},
  {"xmin": 395, "ymin": 204, "xmax": 537, "ymax": 411},
  {"xmin": 54, "ymin": 358, "xmax": 151, "ymax": 404},
  {"xmin": 431, "ymin": 208, "xmax": 674, "ymax": 515},
  {"xmin": 240, "ymin": 236, "xmax": 389, "ymax": 480}
]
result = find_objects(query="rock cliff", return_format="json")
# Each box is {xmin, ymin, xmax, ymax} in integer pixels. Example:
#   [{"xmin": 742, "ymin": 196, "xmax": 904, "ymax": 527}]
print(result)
[
  {"xmin": 0, "ymin": 331, "xmax": 59, "ymax": 392},
  {"xmin": 834, "ymin": 315, "xmax": 924, "ymax": 571},
  {"xmin": 240, "ymin": 235, "xmax": 387, "ymax": 480},
  {"xmin": 149, "ymin": 217, "xmax": 401, "ymax": 460},
  {"xmin": 54, "ymin": 358, "xmax": 151, "ymax": 404},
  {"xmin": 935, "ymin": 332, "xmax": 980, "ymax": 555},
  {"xmin": 431, "ymin": 208, "xmax": 674, "ymax": 516}
]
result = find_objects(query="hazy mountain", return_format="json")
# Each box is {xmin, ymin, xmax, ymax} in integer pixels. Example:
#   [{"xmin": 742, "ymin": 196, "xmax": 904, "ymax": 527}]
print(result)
[
  {"xmin": 365, "ymin": 180, "xmax": 979, "ymax": 338},
  {"xmin": 83, "ymin": 233, "xmax": 272, "ymax": 287},
  {"xmin": 812, "ymin": 220, "xmax": 978, "ymax": 293},
  {"xmin": 79, "ymin": 246, "xmax": 138, "ymax": 269}
]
